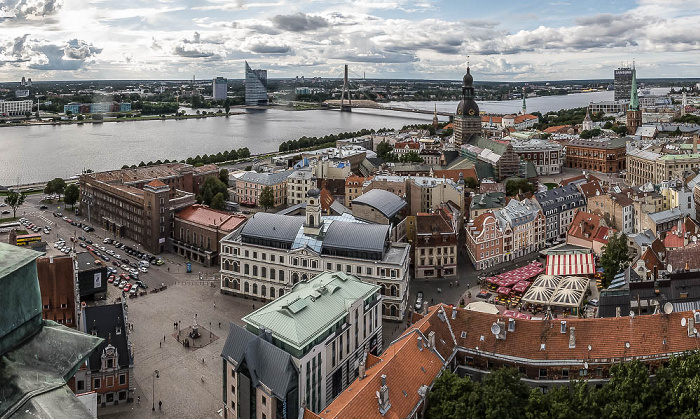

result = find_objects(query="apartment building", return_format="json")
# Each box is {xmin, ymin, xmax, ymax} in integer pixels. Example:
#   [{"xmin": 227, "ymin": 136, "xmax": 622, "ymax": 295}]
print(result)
[
  {"xmin": 414, "ymin": 205, "xmax": 458, "ymax": 279},
  {"xmin": 565, "ymin": 137, "xmax": 627, "ymax": 174},
  {"xmin": 465, "ymin": 211, "xmax": 508, "ymax": 271},
  {"xmin": 535, "ymin": 185, "xmax": 586, "ymax": 241},
  {"xmin": 236, "ymin": 170, "xmax": 292, "ymax": 208},
  {"xmin": 287, "ymin": 168, "xmax": 316, "ymax": 206},
  {"xmin": 587, "ymin": 192, "xmax": 635, "ymax": 234}
]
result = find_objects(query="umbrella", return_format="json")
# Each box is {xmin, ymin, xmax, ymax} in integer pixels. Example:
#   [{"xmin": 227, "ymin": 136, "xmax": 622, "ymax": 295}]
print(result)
[
  {"xmin": 516, "ymin": 312, "xmax": 531, "ymax": 320},
  {"xmin": 516, "ymin": 280, "xmax": 531, "ymax": 287},
  {"xmin": 503, "ymin": 310, "xmax": 517, "ymax": 317},
  {"xmin": 465, "ymin": 301, "xmax": 499, "ymax": 314},
  {"xmin": 497, "ymin": 286, "xmax": 511, "ymax": 295}
]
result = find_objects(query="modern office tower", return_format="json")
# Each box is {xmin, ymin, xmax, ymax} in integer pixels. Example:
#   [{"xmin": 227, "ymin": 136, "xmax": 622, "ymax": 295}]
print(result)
[
  {"xmin": 244, "ymin": 61, "xmax": 268, "ymax": 106},
  {"xmin": 212, "ymin": 77, "xmax": 227, "ymax": 101},
  {"xmin": 614, "ymin": 66, "xmax": 634, "ymax": 101}
]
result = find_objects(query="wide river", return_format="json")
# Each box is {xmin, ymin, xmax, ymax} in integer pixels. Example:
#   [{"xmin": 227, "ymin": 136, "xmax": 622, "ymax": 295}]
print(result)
[{"xmin": 0, "ymin": 88, "xmax": 668, "ymax": 185}]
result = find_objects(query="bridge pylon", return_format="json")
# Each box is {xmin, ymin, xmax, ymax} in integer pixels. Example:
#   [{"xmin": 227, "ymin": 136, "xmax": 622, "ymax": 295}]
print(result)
[{"xmin": 340, "ymin": 64, "xmax": 352, "ymax": 112}]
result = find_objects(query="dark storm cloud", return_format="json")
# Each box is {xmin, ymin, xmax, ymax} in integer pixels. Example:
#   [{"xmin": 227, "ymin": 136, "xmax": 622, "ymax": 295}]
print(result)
[
  {"xmin": 248, "ymin": 42, "xmax": 291, "ymax": 54},
  {"xmin": 173, "ymin": 45, "xmax": 218, "ymax": 58},
  {"xmin": 271, "ymin": 13, "xmax": 329, "ymax": 32}
]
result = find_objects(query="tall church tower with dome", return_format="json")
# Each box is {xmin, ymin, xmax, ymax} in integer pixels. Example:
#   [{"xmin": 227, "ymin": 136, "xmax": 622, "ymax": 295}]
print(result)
[{"xmin": 454, "ymin": 66, "xmax": 482, "ymax": 145}]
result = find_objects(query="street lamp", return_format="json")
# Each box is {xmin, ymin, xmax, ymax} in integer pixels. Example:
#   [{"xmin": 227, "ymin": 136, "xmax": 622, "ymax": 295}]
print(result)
[{"xmin": 152, "ymin": 369, "xmax": 159, "ymax": 411}]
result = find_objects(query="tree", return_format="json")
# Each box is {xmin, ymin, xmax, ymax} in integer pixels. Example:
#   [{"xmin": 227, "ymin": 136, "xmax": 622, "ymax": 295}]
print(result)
[
  {"xmin": 399, "ymin": 151, "xmax": 424, "ymax": 163},
  {"xmin": 426, "ymin": 370, "xmax": 480, "ymax": 419},
  {"xmin": 64, "ymin": 184, "xmax": 80, "ymax": 209},
  {"xmin": 376, "ymin": 141, "xmax": 394, "ymax": 160},
  {"xmin": 595, "ymin": 360, "xmax": 657, "ymax": 418},
  {"xmin": 197, "ymin": 176, "xmax": 228, "ymax": 207},
  {"xmin": 655, "ymin": 352, "xmax": 700, "ymax": 418},
  {"xmin": 600, "ymin": 232, "xmax": 630, "ymax": 287},
  {"xmin": 465, "ymin": 177, "xmax": 479, "ymax": 189},
  {"xmin": 44, "ymin": 181, "xmax": 55, "ymax": 196},
  {"xmin": 259, "ymin": 186, "xmax": 275, "ymax": 211},
  {"xmin": 505, "ymin": 179, "xmax": 535, "ymax": 196},
  {"xmin": 77, "ymin": 114, "xmax": 84, "ymax": 121},
  {"xmin": 219, "ymin": 168, "xmax": 229, "ymax": 186},
  {"xmin": 48, "ymin": 178, "xmax": 66, "ymax": 201},
  {"xmin": 210, "ymin": 192, "xmax": 225, "ymax": 210},
  {"xmin": 4, "ymin": 192, "xmax": 26, "ymax": 219}
]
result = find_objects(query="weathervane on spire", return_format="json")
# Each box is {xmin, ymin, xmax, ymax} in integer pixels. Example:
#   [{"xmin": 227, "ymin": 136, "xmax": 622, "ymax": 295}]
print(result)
[{"xmin": 467, "ymin": 55, "xmax": 470, "ymax": 67}]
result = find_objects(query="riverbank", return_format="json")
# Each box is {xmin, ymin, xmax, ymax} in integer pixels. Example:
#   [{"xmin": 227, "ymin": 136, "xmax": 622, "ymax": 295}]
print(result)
[{"xmin": 0, "ymin": 111, "xmax": 250, "ymax": 128}]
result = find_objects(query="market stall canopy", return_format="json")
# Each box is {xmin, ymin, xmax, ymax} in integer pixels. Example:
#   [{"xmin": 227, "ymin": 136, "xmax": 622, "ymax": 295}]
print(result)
[{"xmin": 546, "ymin": 252, "xmax": 595, "ymax": 276}]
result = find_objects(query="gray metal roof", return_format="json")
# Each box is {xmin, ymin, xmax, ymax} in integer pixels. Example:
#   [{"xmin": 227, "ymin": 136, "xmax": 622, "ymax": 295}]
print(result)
[
  {"xmin": 470, "ymin": 192, "xmax": 506, "ymax": 211},
  {"xmin": 329, "ymin": 200, "xmax": 351, "ymax": 215},
  {"xmin": 647, "ymin": 207, "xmax": 683, "ymax": 224},
  {"xmin": 239, "ymin": 169, "xmax": 293, "ymax": 186},
  {"xmin": 83, "ymin": 303, "xmax": 131, "ymax": 371},
  {"xmin": 221, "ymin": 323, "xmax": 298, "ymax": 400},
  {"xmin": 352, "ymin": 189, "xmax": 407, "ymax": 219},
  {"xmin": 535, "ymin": 184, "xmax": 585, "ymax": 212},
  {"xmin": 323, "ymin": 221, "xmax": 389, "ymax": 253},
  {"xmin": 240, "ymin": 212, "xmax": 304, "ymax": 243}
]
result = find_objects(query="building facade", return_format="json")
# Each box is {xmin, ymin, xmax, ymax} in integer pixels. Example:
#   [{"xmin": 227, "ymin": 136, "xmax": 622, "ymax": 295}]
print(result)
[
  {"xmin": 465, "ymin": 211, "xmax": 508, "ymax": 270},
  {"xmin": 614, "ymin": 66, "xmax": 634, "ymax": 101},
  {"xmin": 344, "ymin": 175, "xmax": 372, "ymax": 206},
  {"xmin": 245, "ymin": 61, "xmax": 268, "ymax": 106},
  {"xmin": 77, "ymin": 302, "xmax": 133, "ymax": 408},
  {"xmin": 171, "ymin": 204, "xmax": 247, "ymax": 267},
  {"xmin": 565, "ymin": 137, "xmax": 627, "ymax": 174},
  {"xmin": 287, "ymin": 169, "xmax": 316, "ymax": 206},
  {"xmin": 363, "ymin": 175, "xmax": 464, "ymax": 216},
  {"xmin": 497, "ymin": 198, "xmax": 546, "ymax": 259},
  {"xmin": 236, "ymin": 170, "xmax": 292, "ymax": 208},
  {"xmin": 414, "ymin": 206, "xmax": 458, "ymax": 279},
  {"xmin": 212, "ymin": 77, "xmax": 227, "ymax": 101},
  {"xmin": 511, "ymin": 138, "xmax": 564, "ymax": 175},
  {"xmin": 627, "ymin": 148, "xmax": 700, "ymax": 186},
  {"xmin": 79, "ymin": 163, "xmax": 217, "ymax": 253},
  {"xmin": 587, "ymin": 193, "xmax": 635, "ymax": 234},
  {"xmin": 535, "ymin": 184, "xmax": 586, "ymax": 241},
  {"xmin": 240, "ymin": 271, "xmax": 382, "ymax": 414},
  {"xmin": 0, "ymin": 99, "xmax": 33, "ymax": 116},
  {"xmin": 220, "ymin": 191, "xmax": 411, "ymax": 321}
]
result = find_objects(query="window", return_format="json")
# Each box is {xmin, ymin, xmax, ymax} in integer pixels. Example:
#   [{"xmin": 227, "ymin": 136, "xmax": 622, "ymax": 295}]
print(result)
[
  {"xmin": 253, "ymin": 265, "xmax": 258, "ymax": 276},
  {"xmin": 77, "ymin": 380, "xmax": 85, "ymax": 391},
  {"xmin": 562, "ymin": 369, "xmax": 569, "ymax": 378},
  {"xmin": 539, "ymin": 368, "xmax": 547, "ymax": 378},
  {"xmin": 231, "ymin": 401, "xmax": 236, "ymax": 411},
  {"xmin": 94, "ymin": 378, "xmax": 101, "ymax": 389},
  {"xmin": 262, "ymin": 395, "xmax": 267, "ymax": 406},
  {"xmin": 327, "ymin": 263, "xmax": 332, "ymax": 270}
]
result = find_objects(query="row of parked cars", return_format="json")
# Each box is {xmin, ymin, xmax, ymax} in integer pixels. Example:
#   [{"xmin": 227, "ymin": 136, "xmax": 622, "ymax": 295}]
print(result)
[
  {"xmin": 103, "ymin": 237, "xmax": 164, "ymax": 266},
  {"xmin": 53, "ymin": 238, "xmax": 71, "ymax": 254},
  {"xmin": 108, "ymin": 272, "xmax": 148, "ymax": 295},
  {"xmin": 18, "ymin": 218, "xmax": 47, "ymax": 234},
  {"xmin": 59, "ymin": 216, "xmax": 95, "ymax": 232}
]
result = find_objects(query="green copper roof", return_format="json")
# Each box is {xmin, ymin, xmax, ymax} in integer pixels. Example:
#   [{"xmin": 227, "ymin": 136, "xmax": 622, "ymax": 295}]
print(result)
[
  {"xmin": 0, "ymin": 242, "xmax": 43, "ymax": 280},
  {"xmin": 630, "ymin": 67, "xmax": 639, "ymax": 111},
  {"xmin": 242, "ymin": 271, "xmax": 379, "ymax": 351}
]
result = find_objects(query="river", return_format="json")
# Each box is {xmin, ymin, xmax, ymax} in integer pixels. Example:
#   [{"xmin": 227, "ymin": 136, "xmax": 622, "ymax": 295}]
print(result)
[{"xmin": 0, "ymin": 88, "xmax": 670, "ymax": 185}]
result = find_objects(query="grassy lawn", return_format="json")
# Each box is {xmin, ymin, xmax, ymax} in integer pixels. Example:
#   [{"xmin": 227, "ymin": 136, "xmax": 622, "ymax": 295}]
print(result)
[
  {"xmin": 0, "ymin": 216, "xmax": 21, "ymax": 223},
  {"xmin": 544, "ymin": 182, "xmax": 558, "ymax": 190}
]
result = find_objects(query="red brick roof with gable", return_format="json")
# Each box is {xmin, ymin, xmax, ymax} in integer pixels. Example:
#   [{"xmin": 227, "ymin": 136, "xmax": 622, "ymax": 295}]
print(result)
[
  {"xmin": 568, "ymin": 211, "xmax": 607, "ymax": 242},
  {"xmin": 641, "ymin": 247, "xmax": 664, "ymax": 271},
  {"xmin": 175, "ymin": 204, "xmax": 247, "ymax": 231},
  {"xmin": 145, "ymin": 179, "xmax": 167, "ymax": 189},
  {"xmin": 667, "ymin": 243, "xmax": 700, "ymax": 270},
  {"xmin": 577, "ymin": 181, "xmax": 604, "ymax": 200},
  {"xmin": 316, "ymin": 326, "xmax": 446, "ymax": 419}
]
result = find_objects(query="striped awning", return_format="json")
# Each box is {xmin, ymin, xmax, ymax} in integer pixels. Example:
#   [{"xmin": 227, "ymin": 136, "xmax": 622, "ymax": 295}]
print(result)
[{"xmin": 546, "ymin": 253, "xmax": 595, "ymax": 276}]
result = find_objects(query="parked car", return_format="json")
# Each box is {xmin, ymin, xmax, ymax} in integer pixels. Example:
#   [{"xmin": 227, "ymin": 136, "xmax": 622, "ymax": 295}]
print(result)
[{"xmin": 40, "ymin": 205, "xmax": 47, "ymax": 210}]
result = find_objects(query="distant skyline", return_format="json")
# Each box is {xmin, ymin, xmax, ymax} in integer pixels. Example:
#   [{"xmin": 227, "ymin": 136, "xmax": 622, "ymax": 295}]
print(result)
[{"xmin": 1, "ymin": 0, "xmax": 699, "ymax": 82}]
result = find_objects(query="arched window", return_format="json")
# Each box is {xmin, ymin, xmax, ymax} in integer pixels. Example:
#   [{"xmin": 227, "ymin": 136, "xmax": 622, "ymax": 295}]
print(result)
[
  {"xmin": 382, "ymin": 304, "xmax": 387, "ymax": 316},
  {"xmin": 233, "ymin": 280, "xmax": 240, "ymax": 290},
  {"xmin": 279, "ymin": 289, "xmax": 284, "ymax": 297},
  {"xmin": 261, "ymin": 267, "xmax": 267, "ymax": 278},
  {"xmin": 224, "ymin": 278, "xmax": 230, "ymax": 288},
  {"xmin": 244, "ymin": 264, "xmax": 249, "ymax": 275},
  {"xmin": 253, "ymin": 265, "xmax": 258, "ymax": 277},
  {"xmin": 233, "ymin": 262, "xmax": 240, "ymax": 273},
  {"xmin": 391, "ymin": 285, "xmax": 397, "ymax": 297},
  {"xmin": 261, "ymin": 285, "xmax": 266, "ymax": 297},
  {"xmin": 390, "ymin": 305, "xmax": 397, "ymax": 317},
  {"xmin": 270, "ymin": 287, "xmax": 275, "ymax": 298},
  {"xmin": 253, "ymin": 283, "xmax": 258, "ymax": 294},
  {"xmin": 293, "ymin": 273, "xmax": 299, "ymax": 284},
  {"xmin": 244, "ymin": 282, "xmax": 249, "ymax": 293},
  {"xmin": 224, "ymin": 260, "xmax": 230, "ymax": 270},
  {"xmin": 301, "ymin": 273, "xmax": 308, "ymax": 281}
]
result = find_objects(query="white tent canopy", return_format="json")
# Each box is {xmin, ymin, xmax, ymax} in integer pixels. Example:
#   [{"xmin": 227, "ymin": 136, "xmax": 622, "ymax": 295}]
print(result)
[
  {"xmin": 465, "ymin": 301, "xmax": 500, "ymax": 314},
  {"xmin": 522, "ymin": 275, "xmax": 590, "ymax": 309}
]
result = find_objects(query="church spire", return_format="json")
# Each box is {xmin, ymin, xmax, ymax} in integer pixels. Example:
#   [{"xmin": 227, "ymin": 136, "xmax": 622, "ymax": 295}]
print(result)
[
  {"xmin": 630, "ymin": 60, "xmax": 639, "ymax": 111},
  {"xmin": 432, "ymin": 103, "xmax": 439, "ymax": 130},
  {"xmin": 521, "ymin": 86, "xmax": 527, "ymax": 115}
]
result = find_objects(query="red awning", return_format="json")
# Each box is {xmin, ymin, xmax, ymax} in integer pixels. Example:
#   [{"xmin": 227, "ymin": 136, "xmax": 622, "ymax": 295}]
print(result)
[
  {"xmin": 497, "ymin": 286, "xmax": 511, "ymax": 295},
  {"xmin": 546, "ymin": 253, "xmax": 596, "ymax": 276}
]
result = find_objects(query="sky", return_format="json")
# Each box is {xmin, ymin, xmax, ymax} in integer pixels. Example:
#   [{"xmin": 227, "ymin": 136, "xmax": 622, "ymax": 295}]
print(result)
[{"xmin": 0, "ymin": 0, "xmax": 699, "ymax": 82}]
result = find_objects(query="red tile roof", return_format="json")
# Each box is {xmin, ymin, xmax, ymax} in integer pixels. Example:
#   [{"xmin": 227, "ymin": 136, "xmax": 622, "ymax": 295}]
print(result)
[
  {"xmin": 568, "ymin": 211, "xmax": 607, "ymax": 242},
  {"xmin": 146, "ymin": 179, "xmax": 167, "ymax": 188},
  {"xmin": 316, "ymin": 328, "xmax": 445, "ymax": 419},
  {"xmin": 663, "ymin": 224, "xmax": 686, "ymax": 249},
  {"xmin": 544, "ymin": 125, "xmax": 573, "ymax": 134},
  {"xmin": 668, "ymin": 243, "xmax": 700, "ymax": 270},
  {"xmin": 175, "ymin": 204, "xmax": 247, "ymax": 231}
]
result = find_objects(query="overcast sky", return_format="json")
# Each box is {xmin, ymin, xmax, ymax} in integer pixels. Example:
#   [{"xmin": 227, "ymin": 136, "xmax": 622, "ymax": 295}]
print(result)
[{"xmin": 1, "ymin": 0, "xmax": 699, "ymax": 82}]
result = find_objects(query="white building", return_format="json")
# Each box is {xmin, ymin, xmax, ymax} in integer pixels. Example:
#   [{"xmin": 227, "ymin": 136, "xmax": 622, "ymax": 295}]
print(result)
[
  {"xmin": 287, "ymin": 168, "xmax": 316, "ymax": 206},
  {"xmin": 220, "ymin": 189, "xmax": 411, "ymax": 321},
  {"xmin": 0, "ymin": 99, "xmax": 32, "ymax": 116},
  {"xmin": 212, "ymin": 77, "xmax": 227, "ymax": 101},
  {"xmin": 510, "ymin": 138, "xmax": 565, "ymax": 175}
]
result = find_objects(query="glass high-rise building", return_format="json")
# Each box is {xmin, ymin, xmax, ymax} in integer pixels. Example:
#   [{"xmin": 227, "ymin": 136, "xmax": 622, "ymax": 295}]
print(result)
[
  {"xmin": 245, "ymin": 61, "xmax": 268, "ymax": 106},
  {"xmin": 212, "ymin": 77, "xmax": 227, "ymax": 101},
  {"xmin": 614, "ymin": 66, "xmax": 634, "ymax": 101}
]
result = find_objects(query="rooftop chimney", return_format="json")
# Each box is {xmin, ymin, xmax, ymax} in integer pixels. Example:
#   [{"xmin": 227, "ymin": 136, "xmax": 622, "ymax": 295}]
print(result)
[
  {"xmin": 428, "ymin": 331, "xmax": 436, "ymax": 349},
  {"xmin": 359, "ymin": 360, "xmax": 366, "ymax": 380},
  {"xmin": 417, "ymin": 336, "xmax": 423, "ymax": 351},
  {"xmin": 378, "ymin": 374, "xmax": 391, "ymax": 415}
]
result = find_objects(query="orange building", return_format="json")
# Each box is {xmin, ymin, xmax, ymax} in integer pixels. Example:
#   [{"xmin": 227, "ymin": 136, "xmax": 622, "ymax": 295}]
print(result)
[{"xmin": 36, "ymin": 255, "xmax": 77, "ymax": 328}]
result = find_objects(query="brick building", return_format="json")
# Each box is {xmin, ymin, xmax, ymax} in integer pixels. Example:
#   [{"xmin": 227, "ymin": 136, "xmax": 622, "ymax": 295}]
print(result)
[
  {"xmin": 36, "ymin": 255, "xmax": 77, "ymax": 328},
  {"xmin": 414, "ymin": 205, "xmax": 459, "ymax": 279},
  {"xmin": 565, "ymin": 137, "xmax": 627, "ymax": 174},
  {"xmin": 465, "ymin": 211, "xmax": 508, "ymax": 271},
  {"xmin": 171, "ymin": 204, "xmax": 247, "ymax": 267},
  {"xmin": 79, "ymin": 163, "xmax": 217, "ymax": 253}
]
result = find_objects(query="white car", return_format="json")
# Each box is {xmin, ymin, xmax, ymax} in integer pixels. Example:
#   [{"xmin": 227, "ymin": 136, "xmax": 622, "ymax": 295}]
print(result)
[
  {"xmin": 139, "ymin": 267, "xmax": 148, "ymax": 273},
  {"xmin": 114, "ymin": 254, "xmax": 121, "ymax": 260},
  {"xmin": 106, "ymin": 249, "xmax": 114, "ymax": 255},
  {"xmin": 100, "ymin": 246, "xmax": 106, "ymax": 251}
]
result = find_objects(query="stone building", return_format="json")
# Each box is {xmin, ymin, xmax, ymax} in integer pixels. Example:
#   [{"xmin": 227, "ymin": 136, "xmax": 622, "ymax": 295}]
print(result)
[
  {"xmin": 236, "ymin": 170, "xmax": 292, "ymax": 208},
  {"xmin": 453, "ymin": 67, "xmax": 482, "ymax": 146},
  {"xmin": 36, "ymin": 255, "xmax": 77, "ymax": 328},
  {"xmin": 219, "ymin": 190, "xmax": 411, "ymax": 321},
  {"xmin": 79, "ymin": 163, "xmax": 216, "ymax": 253},
  {"xmin": 534, "ymin": 184, "xmax": 587, "ymax": 241},
  {"xmin": 414, "ymin": 205, "xmax": 459, "ymax": 279}
]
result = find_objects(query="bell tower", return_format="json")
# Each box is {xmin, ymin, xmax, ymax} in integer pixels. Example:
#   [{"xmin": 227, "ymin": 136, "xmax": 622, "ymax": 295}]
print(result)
[{"xmin": 304, "ymin": 188, "xmax": 322, "ymax": 236}]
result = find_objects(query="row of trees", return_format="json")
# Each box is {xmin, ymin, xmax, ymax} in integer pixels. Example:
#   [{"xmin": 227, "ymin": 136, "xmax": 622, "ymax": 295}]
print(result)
[
  {"xmin": 120, "ymin": 148, "xmax": 252, "ymax": 171},
  {"xmin": 427, "ymin": 353, "xmax": 700, "ymax": 419},
  {"xmin": 505, "ymin": 178, "xmax": 536, "ymax": 196},
  {"xmin": 532, "ymin": 108, "xmax": 611, "ymax": 130},
  {"xmin": 131, "ymin": 101, "xmax": 179, "ymax": 115},
  {"xmin": 278, "ymin": 129, "xmax": 376, "ymax": 153},
  {"xmin": 376, "ymin": 141, "xmax": 424, "ymax": 163},
  {"xmin": 196, "ymin": 176, "xmax": 229, "ymax": 210}
]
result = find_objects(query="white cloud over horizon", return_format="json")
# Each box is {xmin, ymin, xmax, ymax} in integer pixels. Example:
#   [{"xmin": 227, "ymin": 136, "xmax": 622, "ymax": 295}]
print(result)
[{"xmin": 0, "ymin": 0, "xmax": 699, "ymax": 81}]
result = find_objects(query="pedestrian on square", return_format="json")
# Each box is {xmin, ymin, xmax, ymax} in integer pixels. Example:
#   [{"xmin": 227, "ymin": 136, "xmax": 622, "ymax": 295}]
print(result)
[
  {"xmin": 213, "ymin": 302, "xmax": 216, "ymax": 309},
  {"xmin": 159, "ymin": 341, "xmax": 161, "ymax": 348},
  {"xmin": 159, "ymin": 401, "xmax": 162, "ymax": 410},
  {"xmin": 164, "ymin": 335, "xmax": 166, "ymax": 342},
  {"xmin": 137, "ymin": 396, "xmax": 140, "ymax": 405}
]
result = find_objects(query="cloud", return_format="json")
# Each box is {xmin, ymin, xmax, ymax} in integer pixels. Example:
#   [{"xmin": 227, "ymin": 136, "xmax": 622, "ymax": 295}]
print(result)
[
  {"xmin": 0, "ymin": 0, "xmax": 62, "ymax": 21},
  {"xmin": 271, "ymin": 13, "xmax": 329, "ymax": 32},
  {"xmin": 64, "ymin": 39, "xmax": 102, "ymax": 60}
]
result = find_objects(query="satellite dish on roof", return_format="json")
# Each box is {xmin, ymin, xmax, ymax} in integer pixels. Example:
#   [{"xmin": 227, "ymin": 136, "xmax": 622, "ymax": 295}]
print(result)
[
  {"xmin": 630, "ymin": 311, "xmax": 635, "ymax": 317},
  {"xmin": 584, "ymin": 362, "xmax": 589, "ymax": 369},
  {"xmin": 664, "ymin": 302, "xmax": 673, "ymax": 314},
  {"xmin": 667, "ymin": 263, "xmax": 673, "ymax": 273},
  {"xmin": 682, "ymin": 317, "xmax": 687, "ymax": 327},
  {"xmin": 491, "ymin": 322, "xmax": 502, "ymax": 336}
]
